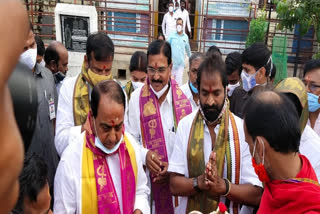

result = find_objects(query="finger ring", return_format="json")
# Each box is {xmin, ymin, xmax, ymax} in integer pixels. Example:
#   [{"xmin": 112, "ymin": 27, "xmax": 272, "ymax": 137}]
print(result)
[{"xmin": 151, "ymin": 154, "xmax": 155, "ymax": 160}]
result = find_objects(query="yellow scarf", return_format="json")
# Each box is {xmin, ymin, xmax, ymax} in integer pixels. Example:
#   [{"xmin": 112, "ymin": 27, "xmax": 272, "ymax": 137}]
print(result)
[
  {"xmin": 73, "ymin": 63, "xmax": 113, "ymax": 125},
  {"xmin": 81, "ymin": 134, "xmax": 137, "ymax": 213},
  {"xmin": 124, "ymin": 80, "xmax": 134, "ymax": 101}
]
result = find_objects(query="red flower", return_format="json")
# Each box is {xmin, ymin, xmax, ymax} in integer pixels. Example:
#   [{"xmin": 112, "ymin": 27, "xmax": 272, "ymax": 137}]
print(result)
[{"xmin": 218, "ymin": 202, "xmax": 227, "ymax": 213}]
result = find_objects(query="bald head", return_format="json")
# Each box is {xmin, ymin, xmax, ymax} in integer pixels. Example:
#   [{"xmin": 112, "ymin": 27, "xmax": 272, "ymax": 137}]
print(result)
[
  {"xmin": 44, "ymin": 41, "xmax": 68, "ymax": 74},
  {"xmin": 244, "ymin": 90, "xmax": 301, "ymax": 153}
]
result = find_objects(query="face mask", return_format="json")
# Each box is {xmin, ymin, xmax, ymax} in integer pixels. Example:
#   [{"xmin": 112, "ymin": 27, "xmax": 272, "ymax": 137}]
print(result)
[
  {"xmin": 189, "ymin": 81, "xmax": 198, "ymax": 94},
  {"xmin": 150, "ymin": 83, "xmax": 169, "ymax": 99},
  {"xmin": 132, "ymin": 81, "xmax": 144, "ymax": 90},
  {"xmin": 54, "ymin": 71, "xmax": 66, "ymax": 82},
  {"xmin": 169, "ymin": 6, "xmax": 174, "ymax": 12},
  {"xmin": 227, "ymin": 82, "xmax": 240, "ymax": 97},
  {"xmin": 19, "ymin": 48, "xmax": 37, "ymax": 70},
  {"xmin": 94, "ymin": 120, "xmax": 123, "ymax": 154},
  {"xmin": 251, "ymin": 139, "xmax": 270, "ymax": 183},
  {"xmin": 307, "ymin": 92, "xmax": 320, "ymax": 112},
  {"xmin": 241, "ymin": 71, "xmax": 257, "ymax": 92},
  {"xmin": 88, "ymin": 68, "xmax": 113, "ymax": 86},
  {"xmin": 177, "ymin": 25, "xmax": 183, "ymax": 33}
]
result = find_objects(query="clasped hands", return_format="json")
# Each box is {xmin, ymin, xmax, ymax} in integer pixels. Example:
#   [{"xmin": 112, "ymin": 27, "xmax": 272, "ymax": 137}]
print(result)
[
  {"xmin": 146, "ymin": 150, "xmax": 169, "ymax": 184},
  {"xmin": 198, "ymin": 151, "xmax": 228, "ymax": 197}
]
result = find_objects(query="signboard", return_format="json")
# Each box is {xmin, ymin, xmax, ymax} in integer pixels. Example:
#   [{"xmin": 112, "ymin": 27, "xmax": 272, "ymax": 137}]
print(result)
[{"xmin": 60, "ymin": 15, "xmax": 90, "ymax": 52}]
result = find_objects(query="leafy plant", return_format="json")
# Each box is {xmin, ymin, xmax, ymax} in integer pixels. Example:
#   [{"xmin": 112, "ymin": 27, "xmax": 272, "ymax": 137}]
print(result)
[
  {"xmin": 274, "ymin": 0, "xmax": 320, "ymax": 58},
  {"xmin": 246, "ymin": 10, "xmax": 268, "ymax": 47}
]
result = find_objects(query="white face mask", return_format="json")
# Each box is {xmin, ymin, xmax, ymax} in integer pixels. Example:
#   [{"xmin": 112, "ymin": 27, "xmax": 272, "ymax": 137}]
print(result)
[
  {"xmin": 241, "ymin": 70, "xmax": 257, "ymax": 92},
  {"xmin": 227, "ymin": 81, "xmax": 240, "ymax": 97},
  {"xmin": 132, "ymin": 81, "xmax": 144, "ymax": 90},
  {"xmin": 177, "ymin": 25, "xmax": 183, "ymax": 33},
  {"xmin": 94, "ymin": 120, "xmax": 123, "ymax": 154},
  {"xmin": 19, "ymin": 48, "xmax": 37, "ymax": 70},
  {"xmin": 150, "ymin": 83, "xmax": 169, "ymax": 99},
  {"xmin": 169, "ymin": 6, "xmax": 174, "ymax": 12}
]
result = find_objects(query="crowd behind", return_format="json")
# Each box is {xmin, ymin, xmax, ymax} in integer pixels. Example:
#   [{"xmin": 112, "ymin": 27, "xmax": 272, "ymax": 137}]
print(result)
[{"xmin": 2, "ymin": 1, "xmax": 320, "ymax": 214}]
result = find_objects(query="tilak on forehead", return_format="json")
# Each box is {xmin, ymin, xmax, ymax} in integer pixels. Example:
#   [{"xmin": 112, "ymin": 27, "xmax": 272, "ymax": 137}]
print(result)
[
  {"xmin": 103, "ymin": 65, "xmax": 106, "ymax": 70},
  {"xmin": 154, "ymin": 63, "xmax": 158, "ymax": 69},
  {"xmin": 111, "ymin": 118, "xmax": 119, "ymax": 127},
  {"xmin": 209, "ymin": 86, "xmax": 213, "ymax": 93}
]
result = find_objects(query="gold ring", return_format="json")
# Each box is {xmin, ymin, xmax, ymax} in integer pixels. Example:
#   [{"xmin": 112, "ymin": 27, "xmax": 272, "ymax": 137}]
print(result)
[{"xmin": 151, "ymin": 154, "xmax": 155, "ymax": 160}]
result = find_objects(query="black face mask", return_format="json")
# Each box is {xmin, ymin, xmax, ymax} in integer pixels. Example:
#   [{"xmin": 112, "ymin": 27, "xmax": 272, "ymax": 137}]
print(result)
[{"xmin": 54, "ymin": 71, "xmax": 66, "ymax": 82}]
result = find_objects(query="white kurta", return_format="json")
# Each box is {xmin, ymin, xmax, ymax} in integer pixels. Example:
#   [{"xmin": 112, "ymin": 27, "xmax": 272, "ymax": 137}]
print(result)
[
  {"xmin": 300, "ymin": 125, "xmax": 320, "ymax": 180},
  {"xmin": 55, "ymin": 75, "xmax": 81, "ymax": 156},
  {"xmin": 180, "ymin": 83, "xmax": 198, "ymax": 111},
  {"xmin": 53, "ymin": 132, "xmax": 150, "ymax": 214},
  {"xmin": 307, "ymin": 115, "xmax": 320, "ymax": 137},
  {"xmin": 168, "ymin": 110, "xmax": 262, "ymax": 214},
  {"xmin": 162, "ymin": 12, "xmax": 178, "ymax": 39}
]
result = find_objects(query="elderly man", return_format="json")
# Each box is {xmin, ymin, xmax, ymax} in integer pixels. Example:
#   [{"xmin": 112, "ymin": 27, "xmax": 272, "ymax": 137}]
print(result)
[
  {"xmin": 180, "ymin": 52, "xmax": 204, "ymax": 111},
  {"xmin": 169, "ymin": 54, "xmax": 262, "ymax": 214},
  {"xmin": 127, "ymin": 40, "xmax": 192, "ymax": 213},
  {"xmin": 55, "ymin": 32, "xmax": 114, "ymax": 156},
  {"xmin": 241, "ymin": 90, "xmax": 320, "ymax": 213},
  {"xmin": 44, "ymin": 41, "xmax": 69, "ymax": 95},
  {"xmin": 54, "ymin": 80, "xmax": 150, "ymax": 214}
]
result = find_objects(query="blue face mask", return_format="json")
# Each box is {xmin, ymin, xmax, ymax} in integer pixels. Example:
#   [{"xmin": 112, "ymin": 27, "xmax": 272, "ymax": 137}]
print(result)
[
  {"xmin": 307, "ymin": 92, "xmax": 320, "ymax": 112},
  {"xmin": 94, "ymin": 121, "xmax": 123, "ymax": 154},
  {"xmin": 189, "ymin": 81, "xmax": 198, "ymax": 94}
]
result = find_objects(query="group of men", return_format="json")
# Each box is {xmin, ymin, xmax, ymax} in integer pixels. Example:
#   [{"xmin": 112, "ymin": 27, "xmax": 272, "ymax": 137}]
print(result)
[{"xmin": 2, "ymin": 1, "xmax": 320, "ymax": 214}]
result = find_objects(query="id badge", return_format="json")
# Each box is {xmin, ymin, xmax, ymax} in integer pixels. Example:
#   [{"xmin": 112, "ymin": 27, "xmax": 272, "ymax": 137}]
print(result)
[{"xmin": 48, "ymin": 98, "xmax": 56, "ymax": 120}]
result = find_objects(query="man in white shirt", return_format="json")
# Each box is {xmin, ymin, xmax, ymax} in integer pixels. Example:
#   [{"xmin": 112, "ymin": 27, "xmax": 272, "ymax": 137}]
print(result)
[
  {"xmin": 303, "ymin": 59, "xmax": 320, "ymax": 137},
  {"xmin": 168, "ymin": 55, "xmax": 262, "ymax": 214},
  {"xmin": 54, "ymin": 80, "xmax": 150, "ymax": 214},
  {"xmin": 180, "ymin": 52, "xmax": 204, "ymax": 111},
  {"xmin": 177, "ymin": 0, "xmax": 192, "ymax": 37},
  {"xmin": 127, "ymin": 40, "xmax": 192, "ymax": 213},
  {"xmin": 162, "ymin": 1, "xmax": 178, "ymax": 39},
  {"xmin": 55, "ymin": 32, "xmax": 114, "ymax": 156}
]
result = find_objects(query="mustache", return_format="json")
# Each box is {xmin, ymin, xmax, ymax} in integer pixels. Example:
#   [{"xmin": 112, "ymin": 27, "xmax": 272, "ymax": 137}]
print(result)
[
  {"xmin": 203, "ymin": 104, "xmax": 219, "ymax": 112},
  {"xmin": 152, "ymin": 79, "xmax": 163, "ymax": 84}
]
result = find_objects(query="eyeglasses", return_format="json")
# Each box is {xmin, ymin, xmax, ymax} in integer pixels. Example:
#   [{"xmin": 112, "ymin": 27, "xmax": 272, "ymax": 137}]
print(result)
[
  {"xmin": 303, "ymin": 80, "xmax": 320, "ymax": 93},
  {"xmin": 147, "ymin": 66, "xmax": 168, "ymax": 75}
]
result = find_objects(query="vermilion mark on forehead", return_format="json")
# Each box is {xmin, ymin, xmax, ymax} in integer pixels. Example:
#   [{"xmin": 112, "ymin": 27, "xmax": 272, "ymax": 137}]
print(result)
[
  {"xmin": 154, "ymin": 63, "xmax": 158, "ymax": 69},
  {"xmin": 111, "ymin": 120, "xmax": 115, "ymax": 127},
  {"xmin": 209, "ymin": 86, "xmax": 213, "ymax": 93},
  {"xmin": 103, "ymin": 66, "xmax": 106, "ymax": 70}
]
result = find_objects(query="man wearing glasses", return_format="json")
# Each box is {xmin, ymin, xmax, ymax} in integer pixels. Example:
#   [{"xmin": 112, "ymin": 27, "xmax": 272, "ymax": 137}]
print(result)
[
  {"xmin": 127, "ymin": 40, "xmax": 192, "ymax": 213},
  {"xmin": 303, "ymin": 59, "xmax": 320, "ymax": 137}
]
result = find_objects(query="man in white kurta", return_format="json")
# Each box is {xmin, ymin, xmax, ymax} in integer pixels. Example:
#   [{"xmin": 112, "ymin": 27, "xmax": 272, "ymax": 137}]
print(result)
[
  {"xmin": 55, "ymin": 32, "xmax": 115, "ymax": 156},
  {"xmin": 168, "ymin": 110, "xmax": 262, "ymax": 214},
  {"xmin": 54, "ymin": 80, "xmax": 150, "ymax": 214},
  {"xmin": 168, "ymin": 56, "xmax": 262, "ymax": 214},
  {"xmin": 127, "ymin": 40, "xmax": 192, "ymax": 213},
  {"xmin": 162, "ymin": 2, "xmax": 179, "ymax": 39},
  {"xmin": 53, "ymin": 132, "xmax": 150, "ymax": 214}
]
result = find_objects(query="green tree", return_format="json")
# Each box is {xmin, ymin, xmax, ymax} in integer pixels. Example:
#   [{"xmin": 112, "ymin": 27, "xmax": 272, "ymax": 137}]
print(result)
[
  {"xmin": 246, "ymin": 11, "xmax": 268, "ymax": 47},
  {"xmin": 274, "ymin": 0, "xmax": 320, "ymax": 58}
]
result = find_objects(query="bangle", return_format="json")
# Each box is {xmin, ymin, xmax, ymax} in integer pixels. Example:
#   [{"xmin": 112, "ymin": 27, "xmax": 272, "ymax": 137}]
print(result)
[{"xmin": 222, "ymin": 178, "xmax": 231, "ymax": 196}]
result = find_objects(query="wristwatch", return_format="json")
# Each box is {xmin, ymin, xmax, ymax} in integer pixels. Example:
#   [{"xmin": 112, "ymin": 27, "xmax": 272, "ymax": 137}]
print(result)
[{"xmin": 193, "ymin": 177, "xmax": 202, "ymax": 193}]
